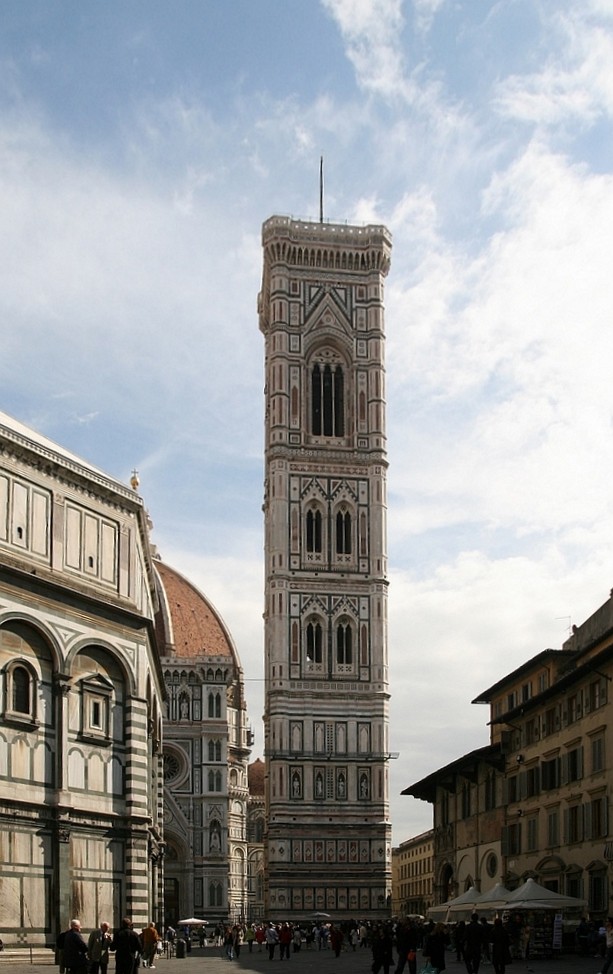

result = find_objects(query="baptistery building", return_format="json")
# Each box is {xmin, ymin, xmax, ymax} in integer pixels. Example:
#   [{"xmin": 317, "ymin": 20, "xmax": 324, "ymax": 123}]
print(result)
[{"xmin": 0, "ymin": 411, "xmax": 165, "ymax": 945}]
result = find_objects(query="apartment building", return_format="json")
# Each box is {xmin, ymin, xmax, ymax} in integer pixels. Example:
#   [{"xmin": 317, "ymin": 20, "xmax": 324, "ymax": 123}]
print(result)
[
  {"xmin": 392, "ymin": 829, "xmax": 434, "ymax": 917},
  {"xmin": 404, "ymin": 588, "xmax": 613, "ymax": 916}
]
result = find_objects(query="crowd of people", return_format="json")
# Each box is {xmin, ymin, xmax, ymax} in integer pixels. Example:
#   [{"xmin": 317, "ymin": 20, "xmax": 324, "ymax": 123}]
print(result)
[
  {"xmin": 55, "ymin": 909, "xmax": 607, "ymax": 974},
  {"xmin": 57, "ymin": 918, "xmax": 163, "ymax": 974},
  {"xmin": 192, "ymin": 914, "xmax": 524, "ymax": 974}
]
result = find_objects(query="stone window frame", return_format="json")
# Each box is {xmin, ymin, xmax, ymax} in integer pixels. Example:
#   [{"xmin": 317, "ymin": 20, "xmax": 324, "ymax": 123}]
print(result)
[
  {"xmin": 79, "ymin": 674, "xmax": 113, "ymax": 745},
  {"xmin": 3, "ymin": 658, "xmax": 38, "ymax": 728}
]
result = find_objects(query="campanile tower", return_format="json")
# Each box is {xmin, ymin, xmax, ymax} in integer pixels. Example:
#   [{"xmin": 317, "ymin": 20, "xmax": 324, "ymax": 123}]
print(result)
[{"xmin": 259, "ymin": 215, "xmax": 392, "ymax": 919}]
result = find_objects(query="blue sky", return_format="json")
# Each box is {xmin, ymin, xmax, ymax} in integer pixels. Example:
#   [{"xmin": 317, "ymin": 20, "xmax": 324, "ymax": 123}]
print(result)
[{"xmin": 2, "ymin": 0, "xmax": 613, "ymax": 845}]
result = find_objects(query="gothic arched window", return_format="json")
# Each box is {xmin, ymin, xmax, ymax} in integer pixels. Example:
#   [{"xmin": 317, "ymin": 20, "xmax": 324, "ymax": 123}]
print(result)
[
  {"xmin": 336, "ymin": 510, "xmax": 351, "ymax": 555},
  {"xmin": 306, "ymin": 621, "xmax": 323, "ymax": 664},
  {"xmin": 208, "ymin": 692, "xmax": 221, "ymax": 718},
  {"xmin": 336, "ymin": 622, "xmax": 353, "ymax": 665},
  {"xmin": 311, "ymin": 363, "xmax": 344, "ymax": 436},
  {"xmin": 306, "ymin": 508, "xmax": 322, "ymax": 553}
]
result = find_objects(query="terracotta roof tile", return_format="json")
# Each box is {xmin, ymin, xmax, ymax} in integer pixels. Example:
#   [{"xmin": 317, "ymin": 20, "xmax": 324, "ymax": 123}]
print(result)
[
  {"xmin": 248, "ymin": 758, "xmax": 266, "ymax": 795},
  {"xmin": 154, "ymin": 560, "xmax": 238, "ymax": 663}
]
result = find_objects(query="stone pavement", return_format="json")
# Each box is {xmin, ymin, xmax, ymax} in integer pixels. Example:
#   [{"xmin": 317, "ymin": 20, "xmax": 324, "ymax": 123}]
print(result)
[{"xmin": 0, "ymin": 943, "xmax": 609, "ymax": 974}]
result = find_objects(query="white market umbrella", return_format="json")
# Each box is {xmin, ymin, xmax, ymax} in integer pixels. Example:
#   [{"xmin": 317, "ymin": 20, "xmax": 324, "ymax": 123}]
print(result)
[
  {"xmin": 428, "ymin": 886, "xmax": 480, "ymax": 920},
  {"xmin": 427, "ymin": 903, "xmax": 451, "ymax": 921},
  {"xmin": 447, "ymin": 886, "xmax": 483, "ymax": 914},
  {"xmin": 505, "ymin": 878, "xmax": 586, "ymax": 910},
  {"xmin": 474, "ymin": 883, "xmax": 514, "ymax": 910},
  {"xmin": 178, "ymin": 918, "xmax": 208, "ymax": 926}
]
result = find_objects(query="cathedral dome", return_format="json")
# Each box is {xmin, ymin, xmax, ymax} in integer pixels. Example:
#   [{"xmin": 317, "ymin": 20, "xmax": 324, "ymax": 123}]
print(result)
[
  {"xmin": 248, "ymin": 758, "xmax": 265, "ymax": 796},
  {"xmin": 154, "ymin": 559, "xmax": 241, "ymax": 666}
]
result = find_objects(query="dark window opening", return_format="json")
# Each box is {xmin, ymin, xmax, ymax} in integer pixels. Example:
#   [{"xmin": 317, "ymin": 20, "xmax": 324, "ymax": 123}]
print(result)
[
  {"xmin": 306, "ymin": 622, "xmax": 322, "ymax": 664},
  {"xmin": 306, "ymin": 509, "xmax": 322, "ymax": 552},
  {"xmin": 336, "ymin": 511, "xmax": 351, "ymax": 554},
  {"xmin": 336, "ymin": 623, "xmax": 352, "ymax": 665},
  {"xmin": 311, "ymin": 363, "xmax": 344, "ymax": 437},
  {"xmin": 91, "ymin": 699, "xmax": 102, "ymax": 728},
  {"xmin": 12, "ymin": 666, "xmax": 30, "ymax": 714}
]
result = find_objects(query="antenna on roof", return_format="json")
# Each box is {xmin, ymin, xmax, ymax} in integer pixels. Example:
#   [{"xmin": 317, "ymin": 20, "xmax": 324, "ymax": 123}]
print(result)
[{"xmin": 319, "ymin": 156, "xmax": 324, "ymax": 223}]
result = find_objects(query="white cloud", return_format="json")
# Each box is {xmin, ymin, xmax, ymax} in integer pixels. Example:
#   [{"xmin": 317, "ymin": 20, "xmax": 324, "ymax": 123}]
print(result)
[
  {"xmin": 322, "ymin": 0, "xmax": 407, "ymax": 99},
  {"xmin": 494, "ymin": 8, "xmax": 613, "ymax": 127},
  {"xmin": 412, "ymin": 0, "xmax": 446, "ymax": 34},
  {"xmin": 387, "ymin": 140, "xmax": 613, "ymax": 549}
]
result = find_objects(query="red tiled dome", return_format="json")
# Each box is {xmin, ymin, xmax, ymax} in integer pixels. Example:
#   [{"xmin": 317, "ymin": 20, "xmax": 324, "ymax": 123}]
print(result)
[
  {"xmin": 154, "ymin": 560, "xmax": 239, "ymax": 664},
  {"xmin": 248, "ymin": 758, "xmax": 265, "ymax": 795}
]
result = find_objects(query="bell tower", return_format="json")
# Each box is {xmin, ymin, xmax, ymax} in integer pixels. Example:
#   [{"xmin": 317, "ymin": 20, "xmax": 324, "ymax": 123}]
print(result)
[{"xmin": 259, "ymin": 215, "xmax": 392, "ymax": 919}]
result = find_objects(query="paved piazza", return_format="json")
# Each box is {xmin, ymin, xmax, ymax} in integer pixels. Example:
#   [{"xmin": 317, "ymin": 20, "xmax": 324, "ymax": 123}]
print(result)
[{"xmin": 0, "ymin": 943, "xmax": 605, "ymax": 974}]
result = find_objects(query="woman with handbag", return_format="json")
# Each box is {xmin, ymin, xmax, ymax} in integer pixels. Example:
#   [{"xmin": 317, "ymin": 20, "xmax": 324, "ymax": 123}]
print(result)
[
  {"xmin": 395, "ymin": 919, "xmax": 418, "ymax": 974},
  {"xmin": 423, "ymin": 921, "xmax": 448, "ymax": 974}
]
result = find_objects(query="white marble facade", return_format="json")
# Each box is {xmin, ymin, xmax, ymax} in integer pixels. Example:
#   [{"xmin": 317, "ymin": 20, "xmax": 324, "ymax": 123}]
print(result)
[
  {"xmin": 259, "ymin": 217, "xmax": 393, "ymax": 919},
  {"xmin": 0, "ymin": 412, "xmax": 165, "ymax": 946}
]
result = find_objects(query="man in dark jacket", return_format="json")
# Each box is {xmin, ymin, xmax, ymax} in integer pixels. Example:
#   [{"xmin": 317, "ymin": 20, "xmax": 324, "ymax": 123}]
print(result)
[
  {"xmin": 111, "ymin": 918, "xmax": 142, "ymax": 974},
  {"xmin": 463, "ymin": 914, "xmax": 484, "ymax": 974},
  {"xmin": 62, "ymin": 920, "xmax": 88, "ymax": 974}
]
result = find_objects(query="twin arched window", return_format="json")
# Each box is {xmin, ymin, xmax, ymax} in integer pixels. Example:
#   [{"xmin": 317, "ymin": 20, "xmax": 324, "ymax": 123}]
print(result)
[
  {"xmin": 306, "ymin": 509, "xmax": 322, "ymax": 553},
  {"xmin": 311, "ymin": 363, "xmax": 344, "ymax": 437},
  {"xmin": 208, "ymin": 739, "xmax": 222, "ymax": 762},
  {"xmin": 305, "ymin": 619, "xmax": 354, "ymax": 668},
  {"xmin": 208, "ymin": 692, "xmax": 222, "ymax": 718},
  {"xmin": 304, "ymin": 506, "xmax": 352, "ymax": 557}
]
